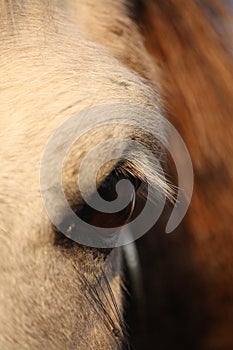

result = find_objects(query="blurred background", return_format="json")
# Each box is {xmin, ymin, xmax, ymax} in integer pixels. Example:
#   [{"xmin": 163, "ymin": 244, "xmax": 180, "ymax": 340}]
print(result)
[{"xmin": 124, "ymin": 1, "xmax": 233, "ymax": 349}]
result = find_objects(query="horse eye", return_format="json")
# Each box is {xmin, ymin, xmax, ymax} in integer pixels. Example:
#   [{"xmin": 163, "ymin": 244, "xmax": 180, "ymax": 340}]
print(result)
[
  {"xmin": 54, "ymin": 170, "xmax": 141, "ymax": 248},
  {"xmin": 79, "ymin": 171, "xmax": 137, "ymax": 229}
]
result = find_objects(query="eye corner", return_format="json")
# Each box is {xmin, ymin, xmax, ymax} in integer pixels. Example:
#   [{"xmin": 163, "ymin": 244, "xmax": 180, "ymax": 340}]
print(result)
[{"xmin": 53, "ymin": 228, "xmax": 77, "ymax": 249}]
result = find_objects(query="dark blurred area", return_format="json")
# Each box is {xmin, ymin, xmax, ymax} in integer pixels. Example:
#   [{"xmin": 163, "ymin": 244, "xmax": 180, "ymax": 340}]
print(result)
[{"xmin": 125, "ymin": 1, "xmax": 233, "ymax": 349}]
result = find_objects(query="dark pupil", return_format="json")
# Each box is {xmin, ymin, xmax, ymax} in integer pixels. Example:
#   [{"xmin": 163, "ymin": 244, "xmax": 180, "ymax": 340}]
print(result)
[{"xmin": 77, "ymin": 171, "xmax": 136, "ymax": 229}]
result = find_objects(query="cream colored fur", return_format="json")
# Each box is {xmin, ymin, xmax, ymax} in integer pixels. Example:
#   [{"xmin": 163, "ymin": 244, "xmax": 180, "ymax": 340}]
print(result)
[{"xmin": 0, "ymin": 1, "xmax": 165, "ymax": 349}]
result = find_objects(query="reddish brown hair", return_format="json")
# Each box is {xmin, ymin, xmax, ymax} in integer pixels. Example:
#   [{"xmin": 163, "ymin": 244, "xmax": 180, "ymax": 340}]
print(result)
[{"xmin": 136, "ymin": 1, "xmax": 233, "ymax": 349}]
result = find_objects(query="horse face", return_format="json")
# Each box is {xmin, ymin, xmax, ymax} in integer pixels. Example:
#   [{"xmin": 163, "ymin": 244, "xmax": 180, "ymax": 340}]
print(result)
[{"xmin": 0, "ymin": 1, "xmax": 165, "ymax": 349}]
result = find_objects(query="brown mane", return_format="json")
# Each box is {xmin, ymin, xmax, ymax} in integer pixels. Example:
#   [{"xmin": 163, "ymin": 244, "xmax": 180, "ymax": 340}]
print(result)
[{"xmin": 135, "ymin": 1, "xmax": 233, "ymax": 349}]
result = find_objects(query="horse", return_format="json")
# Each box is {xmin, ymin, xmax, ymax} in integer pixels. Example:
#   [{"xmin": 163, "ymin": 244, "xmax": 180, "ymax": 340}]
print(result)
[{"xmin": 0, "ymin": 1, "xmax": 232, "ymax": 349}]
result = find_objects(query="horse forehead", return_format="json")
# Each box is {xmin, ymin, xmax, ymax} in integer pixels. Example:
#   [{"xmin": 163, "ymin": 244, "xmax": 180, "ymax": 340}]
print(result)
[{"xmin": 0, "ymin": 1, "xmax": 162, "ymax": 244}]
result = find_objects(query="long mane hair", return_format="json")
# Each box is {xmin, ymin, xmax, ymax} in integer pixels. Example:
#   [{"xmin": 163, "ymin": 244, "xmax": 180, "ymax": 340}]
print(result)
[{"xmin": 133, "ymin": 1, "xmax": 233, "ymax": 349}]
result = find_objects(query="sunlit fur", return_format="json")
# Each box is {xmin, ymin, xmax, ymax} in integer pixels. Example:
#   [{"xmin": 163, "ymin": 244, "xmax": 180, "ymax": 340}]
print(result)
[
  {"xmin": 1, "ymin": 1, "xmax": 232, "ymax": 349},
  {"xmin": 0, "ymin": 1, "xmax": 168, "ymax": 349}
]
